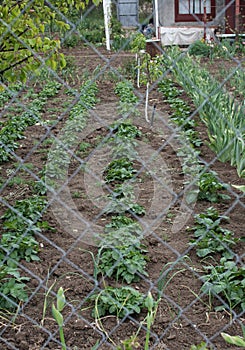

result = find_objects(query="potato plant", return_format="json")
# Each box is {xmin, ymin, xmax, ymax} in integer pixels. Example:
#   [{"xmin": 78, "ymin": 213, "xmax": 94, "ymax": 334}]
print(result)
[{"xmin": 0, "ymin": 80, "xmax": 61, "ymax": 163}]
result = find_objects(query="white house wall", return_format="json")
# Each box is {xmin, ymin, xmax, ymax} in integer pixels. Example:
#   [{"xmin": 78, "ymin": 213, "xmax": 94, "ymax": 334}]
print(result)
[
  {"xmin": 158, "ymin": 0, "xmax": 225, "ymax": 27},
  {"xmin": 158, "ymin": 0, "xmax": 226, "ymax": 45}
]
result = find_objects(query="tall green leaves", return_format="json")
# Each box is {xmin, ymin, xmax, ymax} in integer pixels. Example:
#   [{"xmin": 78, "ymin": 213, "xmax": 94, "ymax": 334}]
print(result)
[{"xmin": 165, "ymin": 47, "xmax": 245, "ymax": 178}]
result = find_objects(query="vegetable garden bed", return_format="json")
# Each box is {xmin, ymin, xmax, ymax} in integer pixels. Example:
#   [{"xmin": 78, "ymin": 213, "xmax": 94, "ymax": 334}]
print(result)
[{"xmin": 0, "ymin": 45, "xmax": 244, "ymax": 350}]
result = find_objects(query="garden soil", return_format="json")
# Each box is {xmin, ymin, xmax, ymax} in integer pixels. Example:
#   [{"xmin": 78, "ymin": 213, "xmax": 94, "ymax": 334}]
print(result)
[{"xmin": 0, "ymin": 46, "xmax": 244, "ymax": 350}]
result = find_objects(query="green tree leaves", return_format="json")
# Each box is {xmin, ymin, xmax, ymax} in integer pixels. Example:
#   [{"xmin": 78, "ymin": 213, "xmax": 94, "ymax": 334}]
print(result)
[{"xmin": 0, "ymin": 0, "xmax": 99, "ymax": 85}]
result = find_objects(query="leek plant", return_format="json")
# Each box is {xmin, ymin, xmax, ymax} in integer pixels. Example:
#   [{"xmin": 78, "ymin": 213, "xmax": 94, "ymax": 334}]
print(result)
[{"xmin": 164, "ymin": 47, "xmax": 245, "ymax": 178}]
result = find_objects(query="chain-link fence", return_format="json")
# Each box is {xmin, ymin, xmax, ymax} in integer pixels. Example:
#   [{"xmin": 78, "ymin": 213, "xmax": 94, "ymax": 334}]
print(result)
[{"xmin": 0, "ymin": 1, "xmax": 244, "ymax": 349}]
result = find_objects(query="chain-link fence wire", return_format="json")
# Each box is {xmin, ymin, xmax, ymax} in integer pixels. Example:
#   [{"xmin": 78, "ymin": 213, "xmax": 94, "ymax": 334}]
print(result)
[{"xmin": 0, "ymin": 1, "xmax": 244, "ymax": 349}]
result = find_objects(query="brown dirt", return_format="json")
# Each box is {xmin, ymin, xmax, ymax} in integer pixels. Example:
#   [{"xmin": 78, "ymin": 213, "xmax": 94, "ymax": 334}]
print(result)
[{"xmin": 0, "ymin": 45, "xmax": 244, "ymax": 350}]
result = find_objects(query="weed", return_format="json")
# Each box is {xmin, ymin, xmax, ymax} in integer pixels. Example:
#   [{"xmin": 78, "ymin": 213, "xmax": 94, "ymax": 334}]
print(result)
[
  {"xmin": 7, "ymin": 176, "xmax": 26, "ymax": 187},
  {"xmin": 116, "ymin": 335, "xmax": 140, "ymax": 349},
  {"xmin": 72, "ymin": 191, "xmax": 82, "ymax": 198},
  {"xmin": 190, "ymin": 342, "xmax": 209, "ymax": 350}
]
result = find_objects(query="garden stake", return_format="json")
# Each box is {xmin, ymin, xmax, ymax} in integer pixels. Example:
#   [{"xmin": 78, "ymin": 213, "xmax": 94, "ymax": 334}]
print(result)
[
  {"xmin": 151, "ymin": 104, "xmax": 156, "ymax": 127},
  {"xmin": 145, "ymin": 82, "xmax": 150, "ymax": 123}
]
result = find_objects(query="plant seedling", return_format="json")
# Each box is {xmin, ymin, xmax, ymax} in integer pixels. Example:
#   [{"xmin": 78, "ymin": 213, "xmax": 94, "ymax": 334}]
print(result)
[
  {"xmin": 52, "ymin": 287, "xmax": 67, "ymax": 350},
  {"xmin": 221, "ymin": 325, "xmax": 245, "ymax": 347}
]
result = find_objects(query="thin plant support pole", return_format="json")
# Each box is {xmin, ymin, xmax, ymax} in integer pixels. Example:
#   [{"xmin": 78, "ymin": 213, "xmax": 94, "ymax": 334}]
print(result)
[
  {"xmin": 145, "ymin": 82, "xmax": 150, "ymax": 123},
  {"xmin": 137, "ymin": 56, "xmax": 140, "ymax": 88},
  {"xmin": 154, "ymin": 0, "xmax": 159, "ymax": 39},
  {"xmin": 103, "ymin": 0, "xmax": 111, "ymax": 51},
  {"xmin": 203, "ymin": 0, "xmax": 207, "ymax": 41},
  {"xmin": 235, "ymin": 0, "xmax": 240, "ymax": 39},
  {"xmin": 151, "ymin": 104, "xmax": 156, "ymax": 127}
]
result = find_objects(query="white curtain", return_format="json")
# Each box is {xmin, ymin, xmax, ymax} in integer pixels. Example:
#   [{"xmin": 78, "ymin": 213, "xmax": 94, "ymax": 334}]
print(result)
[{"xmin": 179, "ymin": 0, "xmax": 211, "ymax": 14}]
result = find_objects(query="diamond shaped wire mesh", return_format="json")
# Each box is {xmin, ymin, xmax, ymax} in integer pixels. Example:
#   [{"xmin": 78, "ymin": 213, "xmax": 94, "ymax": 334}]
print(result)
[{"xmin": 0, "ymin": 1, "xmax": 244, "ymax": 349}]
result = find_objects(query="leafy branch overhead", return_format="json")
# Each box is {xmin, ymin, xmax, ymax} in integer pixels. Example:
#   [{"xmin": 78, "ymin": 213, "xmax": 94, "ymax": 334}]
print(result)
[{"xmin": 0, "ymin": 0, "xmax": 100, "ymax": 84}]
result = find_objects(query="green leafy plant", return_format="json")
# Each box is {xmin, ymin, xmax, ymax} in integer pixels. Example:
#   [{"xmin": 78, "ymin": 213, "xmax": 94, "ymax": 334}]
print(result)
[
  {"xmin": 96, "ymin": 213, "xmax": 147, "ymax": 284},
  {"xmin": 158, "ymin": 78, "xmax": 202, "ymax": 148},
  {"xmin": 130, "ymin": 32, "xmax": 146, "ymax": 53},
  {"xmin": 188, "ymin": 207, "xmax": 237, "ymax": 258},
  {"xmin": 0, "ymin": 265, "xmax": 29, "ymax": 309},
  {"xmin": 0, "ymin": 79, "xmax": 62, "ymax": 163},
  {"xmin": 144, "ymin": 292, "xmax": 158, "ymax": 350},
  {"xmin": 197, "ymin": 171, "xmax": 230, "ymax": 202},
  {"xmin": 46, "ymin": 80, "xmax": 98, "ymax": 182},
  {"xmin": 188, "ymin": 40, "xmax": 212, "ymax": 57},
  {"xmin": 97, "ymin": 245, "xmax": 148, "ymax": 283},
  {"xmin": 105, "ymin": 158, "xmax": 137, "ymax": 183},
  {"xmin": 52, "ymin": 287, "xmax": 67, "ymax": 350},
  {"xmin": 0, "ymin": 196, "xmax": 51, "ymax": 309},
  {"xmin": 104, "ymin": 184, "xmax": 145, "ymax": 215},
  {"xmin": 107, "ymin": 135, "xmax": 138, "ymax": 161},
  {"xmin": 78, "ymin": 141, "xmax": 91, "ymax": 152},
  {"xmin": 101, "ymin": 215, "xmax": 143, "ymax": 244},
  {"xmin": 90, "ymin": 286, "xmax": 149, "ymax": 318},
  {"xmin": 106, "ymin": 120, "xmax": 140, "ymax": 159},
  {"xmin": 230, "ymin": 68, "xmax": 245, "ymax": 99},
  {"xmin": 109, "ymin": 120, "xmax": 142, "ymax": 140},
  {"xmin": 104, "ymin": 214, "xmax": 139, "ymax": 230},
  {"xmin": 39, "ymin": 80, "xmax": 62, "ymax": 98},
  {"xmin": 1, "ymin": 196, "xmax": 47, "ymax": 263},
  {"xmin": 201, "ymin": 257, "xmax": 245, "ymax": 312},
  {"xmin": 114, "ymin": 81, "xmax": 139, "ymax": 116},
  {"xmin": 97, "ymin": 217, "xmax": 147, "ymax": 282}
]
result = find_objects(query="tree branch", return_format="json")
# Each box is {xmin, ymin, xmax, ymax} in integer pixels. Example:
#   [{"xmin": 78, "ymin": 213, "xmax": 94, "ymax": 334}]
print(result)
[
  {"xmin": 0, "ymin": 54, "xmax": 33, "ymax": 76},
  {"xmin": 0, "ymin": 27, "xmax": 30, "ymax": 52}
]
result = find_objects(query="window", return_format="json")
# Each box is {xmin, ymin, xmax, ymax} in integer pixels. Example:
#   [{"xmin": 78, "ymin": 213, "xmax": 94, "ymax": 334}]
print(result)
[{"xmin": 175, "ymin": 0, "xmax": 215, "ymax": 22}]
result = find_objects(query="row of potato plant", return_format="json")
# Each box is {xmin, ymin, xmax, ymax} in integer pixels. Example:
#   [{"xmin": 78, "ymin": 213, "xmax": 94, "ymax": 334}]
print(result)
[
  {"xmin": 91, "ymin": 117, "xmax": 150, "ymax": 318},
  {"xmin": 188, "ymin": 206, "xmax": 245, "ymax": 312},
  {"xmin": 157, "ymin": 59, "xmax": 244, "ymax": 312},
  {"xmin": 43, "ymin": 77, "xmax": 103, "ymax": 350},
  {"xmin": 132, "ymin": 45, "xmax": 233, "ymax": 202},
  {"xmin": 0, "ymin": 81, "xmax": 61, "ymax": 162},
  {"xmin": 132, "ymin": 47, "xmax": 243, "ymax": 317},
  {"xmin": 0, "ymin": 80, "xmax": 65, "ymax": 309},
  {"xmin": 0, "ymin": 78, "xmax": 98, "ymax": 311},
  {"xmin": 158, "ymin": 77, "xmax": 231, "ymax": 204},
  {"xmin": 0, "ymin": 80, "xmax": 62, "ymax": 163},
  {"xmin": 86, "ymin": 83, "xmax": 159, "ymax": 349},
  {"xmin": 0, "ymin": 195, "xmax": 52, "ymax": 309},
  {"xmin": 155, "ymin": 67, "xmax": 244, "ymax": 312},
  {"xmin": 45, "ymin": 79, "xmax": 98, "ymax": 183}
]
